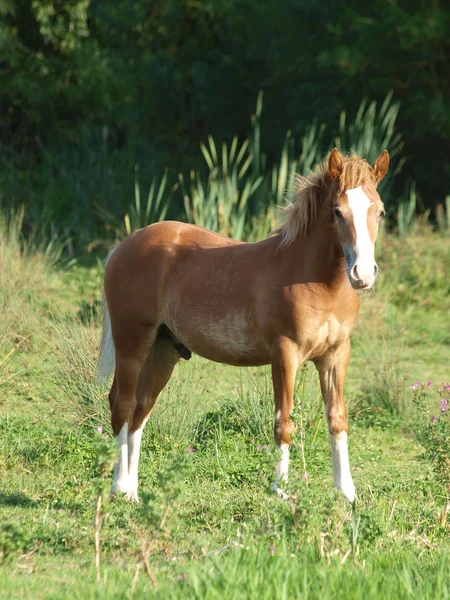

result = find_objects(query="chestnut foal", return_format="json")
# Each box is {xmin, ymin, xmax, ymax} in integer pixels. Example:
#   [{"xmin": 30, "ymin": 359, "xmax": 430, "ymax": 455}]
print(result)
[{"xmin": 97, "ymin": 148, "xmax": 389, "ymax": 502}]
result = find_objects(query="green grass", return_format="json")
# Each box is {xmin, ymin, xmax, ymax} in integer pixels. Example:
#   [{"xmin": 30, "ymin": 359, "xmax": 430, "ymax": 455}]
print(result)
[{"xmin": 1, "ymin": 220, "xmax": 450, "ymax": 598}]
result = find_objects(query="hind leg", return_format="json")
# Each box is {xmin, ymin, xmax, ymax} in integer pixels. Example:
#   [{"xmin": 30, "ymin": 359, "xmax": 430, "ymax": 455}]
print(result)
[
  {"xmin": 109, "ymin": 324, "xmax": 157, "ymax": 497},
  {"xmin": 127, "ymin": 336, "xmax": 181, "ymax": 502},
  {"xmin": 109, "ymin": 373, "xmax": 131, "ymax": 496}
]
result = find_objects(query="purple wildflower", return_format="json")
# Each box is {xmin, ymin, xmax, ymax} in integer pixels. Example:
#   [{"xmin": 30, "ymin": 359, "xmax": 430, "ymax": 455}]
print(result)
[
  {"xmin": 427, "ymin": 381, "xmax": 433, "ymax": 386},
  {"xmin": 410, "ymin": 382, "xmax": 420, "ymax": 391},
  {"xmin": 440, "ymin": 399, "xmax": 448, "ymax": 413},
  {"xmin": 187, "ymin": 446, "xmax": 194, "ymax": 454},
  {"xmin": 431, "ymin": 416, "xmax": 438, "ymax": 423},
  {"xmin": 257, "ymin": 444, "xmax": 263, "ymax": 451},
  {"xmin": 443, "ymin": 385, "xmax": 450, "ymax": 392},
  {"xmin": 302, "ymin": 472, "xmax": 307, "ymax": 480},
  {"xmin": 96, "ymin": 426, "xmax": 103, "ymax": 434},
  {"xmin": 177, "ymin": 573, "xmax": 185, "ymax": 581}
]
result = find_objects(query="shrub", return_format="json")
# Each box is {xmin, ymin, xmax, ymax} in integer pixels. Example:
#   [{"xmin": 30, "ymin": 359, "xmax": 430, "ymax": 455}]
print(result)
[{"xmin": 411, "ymin": 381, "xmax": 450, "ymax": 526}]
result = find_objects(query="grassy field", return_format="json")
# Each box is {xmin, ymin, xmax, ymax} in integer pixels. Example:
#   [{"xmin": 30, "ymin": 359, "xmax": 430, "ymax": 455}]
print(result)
[{"xmin": 1, "ymin": 217, "xmax": 450, "ymax": 599}]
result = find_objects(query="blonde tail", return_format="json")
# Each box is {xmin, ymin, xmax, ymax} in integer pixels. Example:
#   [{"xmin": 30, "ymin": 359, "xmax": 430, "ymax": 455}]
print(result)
[
  {"xmin": 96, "ymin": 248, "xmax": 116, "ymax": 384},
  {"xmin": 96, "ymin": 297, "xmax": 115, "ymax": 383}
]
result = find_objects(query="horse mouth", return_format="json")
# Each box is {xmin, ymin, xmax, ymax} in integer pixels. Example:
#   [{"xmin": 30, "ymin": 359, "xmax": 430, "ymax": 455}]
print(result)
[{"xmin": 349, "ymin": 277, "xmax": 372, "ymax": 290}]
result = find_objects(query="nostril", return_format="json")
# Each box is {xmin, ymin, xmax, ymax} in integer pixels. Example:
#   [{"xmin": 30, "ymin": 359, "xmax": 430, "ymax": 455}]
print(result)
[
  {"xmin": 373, "ymin": 264, "xmax": 379, "ymax": 277},
  {"xmin": 352, "ymin": 265, "xmax": 359, "ymax": 281}
]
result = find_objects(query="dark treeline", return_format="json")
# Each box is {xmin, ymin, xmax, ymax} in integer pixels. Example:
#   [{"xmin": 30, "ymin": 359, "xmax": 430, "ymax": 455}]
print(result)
[{"xmin": 1, "ymin": 0, "xmax": 449, "ymax": 238}]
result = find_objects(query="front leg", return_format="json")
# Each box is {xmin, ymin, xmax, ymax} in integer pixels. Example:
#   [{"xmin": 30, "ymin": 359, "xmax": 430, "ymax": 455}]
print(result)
[
  {"xmin": 315, "ymin": 340, "xmax": 355, "ymax": 502},
  {"xmin": 271, "ymin": 340, "xmax": 299, "ymax": 498}
]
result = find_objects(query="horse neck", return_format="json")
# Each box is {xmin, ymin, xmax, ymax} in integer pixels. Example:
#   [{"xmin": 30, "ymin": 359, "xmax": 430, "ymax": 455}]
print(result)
[{"xmin": 285, "ymin": 200, "xmax": 347, "ymax": 287}]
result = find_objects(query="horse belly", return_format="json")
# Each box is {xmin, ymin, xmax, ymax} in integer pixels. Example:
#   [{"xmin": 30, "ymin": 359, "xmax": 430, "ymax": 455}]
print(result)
[{"xmin": 164, "ymin": 308, "xmax": 269, "ymax": 366}]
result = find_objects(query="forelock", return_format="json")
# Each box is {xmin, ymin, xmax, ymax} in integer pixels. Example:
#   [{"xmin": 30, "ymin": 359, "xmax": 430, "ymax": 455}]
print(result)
[{"xmin": 339, "ymin": 157, "xmax": 376, "ymax": 193}]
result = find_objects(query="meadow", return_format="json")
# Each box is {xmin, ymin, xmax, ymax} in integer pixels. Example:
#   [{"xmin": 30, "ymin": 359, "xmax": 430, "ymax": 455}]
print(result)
[{"xmin": 1, "ymin": 204, "xmax": 450, "ymax": 599}]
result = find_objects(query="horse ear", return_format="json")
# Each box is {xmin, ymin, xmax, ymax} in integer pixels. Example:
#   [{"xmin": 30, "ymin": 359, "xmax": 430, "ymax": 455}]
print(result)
[
  {"xmin": 328, "ymin": 148, "xmax": 344, "ymax": 180},
  {"xmin": 372, "ymin": 150, "xmax": 390, "ymax": 183}
]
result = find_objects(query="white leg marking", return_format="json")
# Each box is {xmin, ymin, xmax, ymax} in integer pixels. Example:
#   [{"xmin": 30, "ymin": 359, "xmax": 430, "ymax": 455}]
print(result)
[
  {"xmin": 272, "ymin": 443, "xmax": 290, "ymax": 500},
  {"xmin": 127, "ymin": 416, "xmax": 149, "ymax": 503},
  {"xmin": 277, "ymin": 443, "xmax": 290, "ymax": 482},
  {"xmin": 347, "ymin": 186, "xmax": 376, "ymax": 286},
  {"xmin": 329, "ymin": 432, "xmax": 355, "ymax": 502},
  {"xmin": 112, "ymin": 422, "xmax": 130, "ymax": 496}
]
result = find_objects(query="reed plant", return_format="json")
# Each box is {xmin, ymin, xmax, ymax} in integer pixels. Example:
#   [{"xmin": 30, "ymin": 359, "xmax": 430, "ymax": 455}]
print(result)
[
  {"xmin": 3, "ymin": 92, "xmax": 405, "ymax": 251},
  {"xmin": 176, "ymin": 92, "xmax": 405, "ymax": 243},
  {"xmin": 180, "ymin": 135, "xmax": 263, "ymax": 240}
]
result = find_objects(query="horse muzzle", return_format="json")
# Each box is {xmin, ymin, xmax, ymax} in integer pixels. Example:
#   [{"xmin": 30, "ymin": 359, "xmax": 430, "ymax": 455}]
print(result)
[{"xmin": 348, "ymin": 263, "xmax": 378, "ymax": 289}]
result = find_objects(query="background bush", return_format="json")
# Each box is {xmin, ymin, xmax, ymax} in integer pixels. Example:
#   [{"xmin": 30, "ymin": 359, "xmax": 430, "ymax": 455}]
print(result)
[{"xmin": 1, "ymin": 0, "xmax": 449, "ymax": 249}]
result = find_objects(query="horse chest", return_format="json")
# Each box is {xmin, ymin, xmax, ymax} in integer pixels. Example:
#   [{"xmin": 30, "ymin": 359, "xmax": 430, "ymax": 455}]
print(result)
[
  {"xmin": 287, "ymin": 285, "xmax": 358, "ymax": 358},
  {"xmin": 318, "ymin": 316, "xmax": 347, "ymax": 345},
  {"xmin": 303, "ymin": 314, "xmax": 351, "ymax": 358}
]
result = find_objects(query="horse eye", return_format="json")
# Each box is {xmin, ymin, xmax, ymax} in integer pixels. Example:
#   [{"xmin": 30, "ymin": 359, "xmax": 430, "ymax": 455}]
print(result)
[
  {"xmin": 378, "ymin": 210, "xmax": 386, "ymax": 220},
  {"xmin": 334, "ymin": 207, "xmax": 343, "ymax": 218}
]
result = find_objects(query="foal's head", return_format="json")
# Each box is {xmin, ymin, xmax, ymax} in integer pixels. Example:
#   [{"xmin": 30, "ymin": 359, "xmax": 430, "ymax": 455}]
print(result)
[{"xmin": 329, "ymin": 149, "xmax": 389, "ymax": 289}]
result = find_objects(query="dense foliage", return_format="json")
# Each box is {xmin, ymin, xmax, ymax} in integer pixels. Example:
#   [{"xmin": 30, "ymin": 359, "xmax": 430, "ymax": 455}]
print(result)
[{"xmin": 1, "ymin": 1, "xmax": 449, "ymax": 244}]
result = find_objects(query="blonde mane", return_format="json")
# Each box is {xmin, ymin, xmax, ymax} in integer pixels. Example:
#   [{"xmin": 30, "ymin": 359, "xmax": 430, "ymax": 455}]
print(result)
[{"xmin": 277, "ymin": 154, "xmax": 377, "ymax": 248}]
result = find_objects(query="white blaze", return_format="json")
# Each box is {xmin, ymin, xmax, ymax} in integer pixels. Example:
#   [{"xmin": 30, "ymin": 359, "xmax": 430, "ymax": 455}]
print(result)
[
  {"xmin": 347, "ymin": 186, "xmax": 375, "ymax": 285},
  {"xmin": 329, "ymin": 432, "xmax": 355, "ymax": 502}
]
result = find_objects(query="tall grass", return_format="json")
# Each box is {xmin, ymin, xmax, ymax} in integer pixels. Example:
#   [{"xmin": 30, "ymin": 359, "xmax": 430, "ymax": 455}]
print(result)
[
  {"xmin": 350, "ymin": 331, "xmax": 407, "ymax": 424},
  {"xmin": 49, "ymin": 316, "xmax": 105, "ymax": 424},
  {"xmin": 0, "ymin": 210, "xmax": 61, "ymax": 392},
  {"xmin": 376, "ymin": 233, "xmax": 450, "ymax": 311},
  {"xmin": 0, "ymin": 208, "xmax": 58, "ymax": 292},
  {"xmin": 435, "ymin": 196, "xmax": 450, "ymax": 235}
]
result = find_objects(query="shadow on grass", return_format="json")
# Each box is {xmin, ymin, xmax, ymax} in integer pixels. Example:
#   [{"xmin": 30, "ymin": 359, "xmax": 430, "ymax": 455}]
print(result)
[
  {"xmin": 0, "ymin": 492, "xmax": 38, "ymax": 508},
  {"xmin": 0, "ymin": 492, "xmax": 86, "ymax": 513}
]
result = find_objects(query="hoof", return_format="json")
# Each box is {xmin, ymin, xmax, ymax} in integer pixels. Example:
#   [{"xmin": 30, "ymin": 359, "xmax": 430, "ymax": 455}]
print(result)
[
  {"xmin": 125, "ymin": 489, "xmax": 140, "ymax": 503},
  {"xmin": 110, "ymin": 489, "xmax": 140, "ymax": 503},
  {"xmin": 336, "ymin": 479, "xmax": 355, "ymax": 503},
  {"xmin": 111, "ymin": 477, "xmax": 138, "ymax": 502},
  {"xmin": 271, "ymin": 482, "xmax": 289, "ymax": 500}
]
